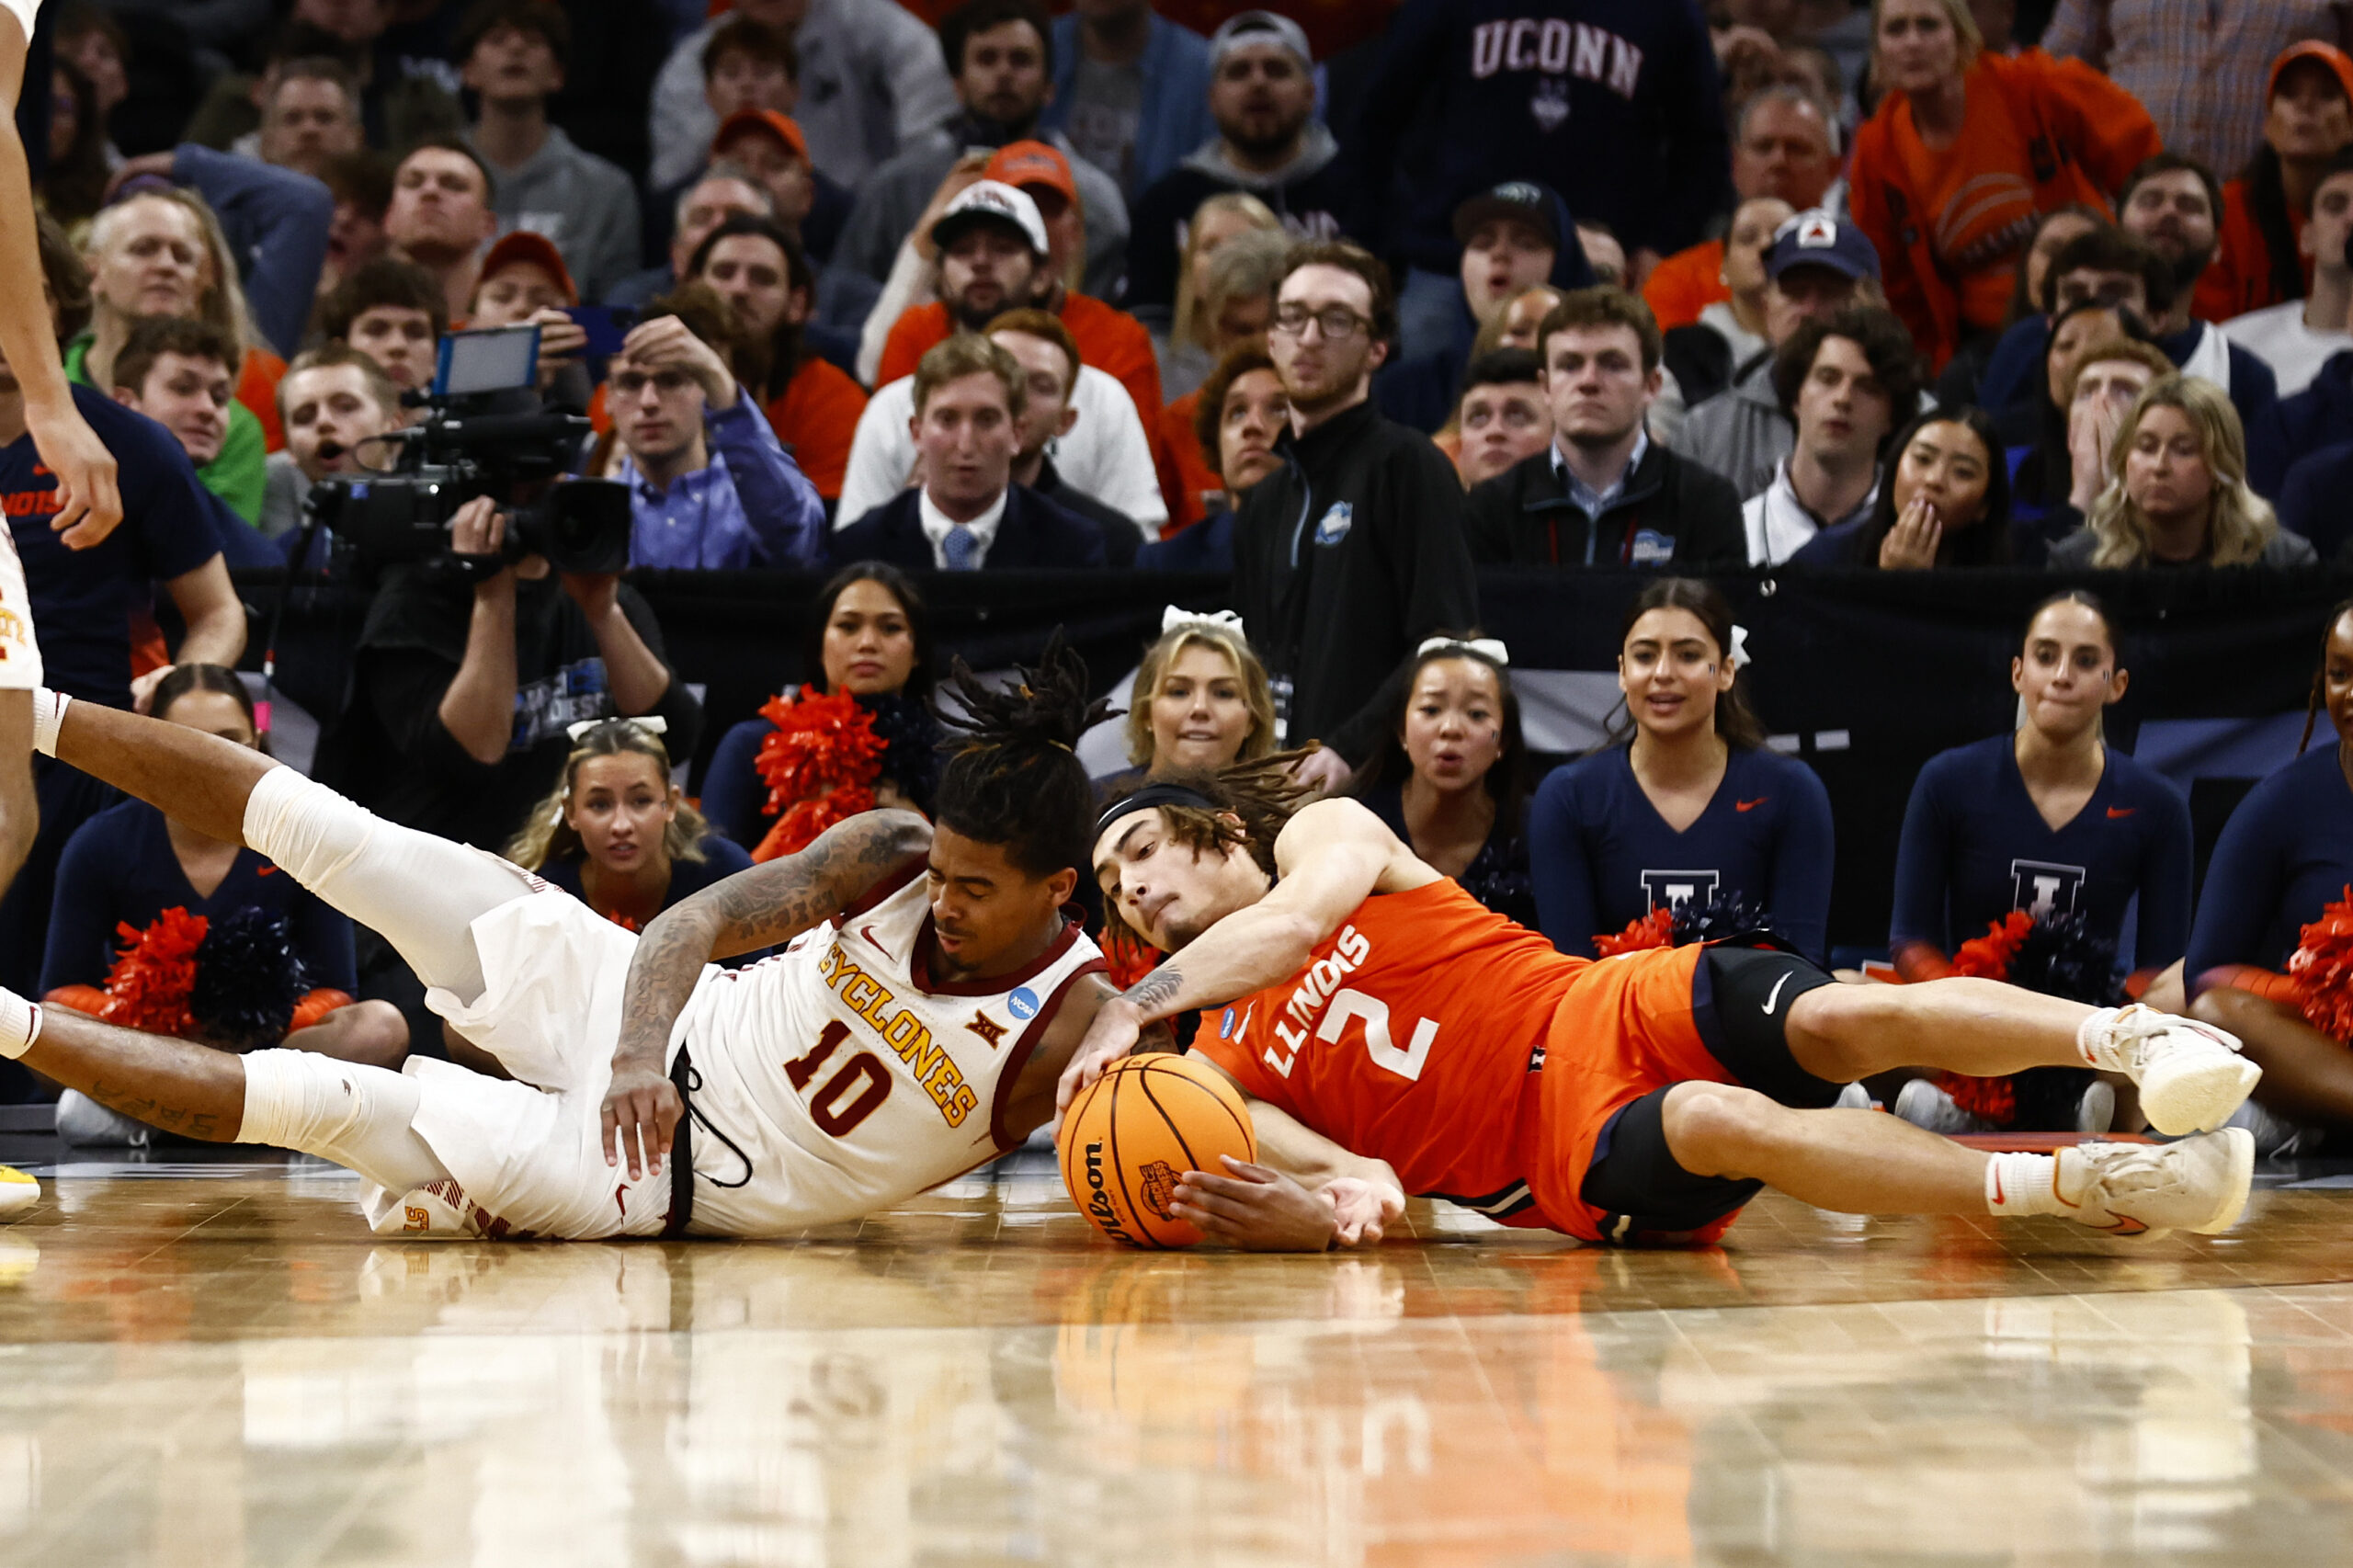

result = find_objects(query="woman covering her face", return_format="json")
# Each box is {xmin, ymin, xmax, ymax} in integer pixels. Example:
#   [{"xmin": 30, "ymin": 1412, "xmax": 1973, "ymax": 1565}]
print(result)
[{"xmin": 2047, "ymin": 376, "xmax": 2314, "ymax": 568}]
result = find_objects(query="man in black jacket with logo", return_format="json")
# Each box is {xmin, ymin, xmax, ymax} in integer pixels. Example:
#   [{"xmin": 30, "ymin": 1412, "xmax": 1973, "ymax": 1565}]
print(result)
[
  {"xmin": 1465, "ymin": 288, "xmax": 1744, "ymax": 568},
  {"xmin": 1233, "ymin": 241, "xmax": 1476, "ymax": 793}
]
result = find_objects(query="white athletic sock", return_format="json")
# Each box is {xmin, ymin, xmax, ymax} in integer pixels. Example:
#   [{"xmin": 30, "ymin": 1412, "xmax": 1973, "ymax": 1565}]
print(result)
[
  {"xmin": 1984, "ymin": 1151, "xmax": 2063, "ymax": 1217},
  {"xmin": 29, "ymin": 688, "xmax": 67, "ymax": 758},
  {"xmin": 0, "ymin": 992, "xmax": 41, "ymax": 1060},
  {"xmin": 238, "ymin": 1049, "xmax": 449, "ymax": 1192}
]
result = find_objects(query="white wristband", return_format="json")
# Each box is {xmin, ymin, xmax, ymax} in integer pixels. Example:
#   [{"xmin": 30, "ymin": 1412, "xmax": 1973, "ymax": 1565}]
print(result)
[
  {"xmin": 0, "ymin": 992, "xmax": 41, "ymax": 1060},
  {"xmin": 30, "ymin": 688, "xmax": 66, "ymax": 758}
]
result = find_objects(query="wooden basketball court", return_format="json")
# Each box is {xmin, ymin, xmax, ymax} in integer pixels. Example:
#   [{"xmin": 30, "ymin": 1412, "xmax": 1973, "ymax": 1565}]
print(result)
[{"xmin": 4, "ymin": 1133, "xmax": 2353, "ymax": 1564}]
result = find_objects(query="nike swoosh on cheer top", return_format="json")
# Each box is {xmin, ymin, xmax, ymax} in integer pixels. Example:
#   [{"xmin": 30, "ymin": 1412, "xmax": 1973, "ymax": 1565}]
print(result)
[
  {"xmin": 1760, "ymin": 972, "xmax": 1793, "ymax": 1016},
  {"xmin": 1735, "ymin": 798, "xmax": 1768, "ymax": 812},
  {"xmin": 2108, "ymin": 807, "xmax": 2136, "ymax": 819},
  {"xmin": 256, "ymin": 865, "xmax": 278, "ymax": 875}
]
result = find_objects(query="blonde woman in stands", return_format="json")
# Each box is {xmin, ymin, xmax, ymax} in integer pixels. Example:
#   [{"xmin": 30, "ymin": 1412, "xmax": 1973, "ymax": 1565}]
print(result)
[{"xmin": 2048, "ymin": 376, "xmax": 2315, "ymax": 568}]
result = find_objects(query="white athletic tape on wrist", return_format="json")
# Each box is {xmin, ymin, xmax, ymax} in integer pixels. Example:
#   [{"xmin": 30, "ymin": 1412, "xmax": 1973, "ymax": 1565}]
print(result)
[
  {"xmin": 29, "ymin": 688, "xmax": 67, "ymax": 758},
  {"xmin": 0, "ymin": 992, "xmax": 42, "ymax": 1060}
]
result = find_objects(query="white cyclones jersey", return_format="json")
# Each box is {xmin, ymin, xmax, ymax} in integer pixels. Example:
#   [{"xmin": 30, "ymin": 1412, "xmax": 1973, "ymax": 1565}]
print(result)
[{"xmin": 679, "ymin": 866, "xmax": 1105, "ymax": 1234}]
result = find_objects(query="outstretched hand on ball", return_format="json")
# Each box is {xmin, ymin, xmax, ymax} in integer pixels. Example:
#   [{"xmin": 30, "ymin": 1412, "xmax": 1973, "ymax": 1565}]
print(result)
[
  {"xmin": 1055, "ymin": 995, "xmax": 1144, "ymax": 1124},
  {"xmin": 1169, "ymin": 1157, "xmax": 1401, "ymax": 1251}
]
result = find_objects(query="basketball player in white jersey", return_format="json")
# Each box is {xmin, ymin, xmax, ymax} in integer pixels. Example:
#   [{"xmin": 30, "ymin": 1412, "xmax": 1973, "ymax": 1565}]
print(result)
[
  {"xmin": 0, "ymin": 0, "xmax": 125, "ymax": 1215},
  {"xmin": 0, "ymin": 642, "xmax": 1145, "ymax": 1239}
]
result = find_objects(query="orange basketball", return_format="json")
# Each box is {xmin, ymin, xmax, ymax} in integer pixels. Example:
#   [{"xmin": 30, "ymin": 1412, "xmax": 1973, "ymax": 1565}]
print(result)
[{"xmin": 1057, "ymin": 1053, "xmax": 1257, "ymax": 1249}]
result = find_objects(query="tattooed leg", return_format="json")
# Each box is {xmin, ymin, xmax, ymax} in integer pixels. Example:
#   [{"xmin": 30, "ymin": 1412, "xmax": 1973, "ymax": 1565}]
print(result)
[
  {"xmin": 24, "ymin": 1009, "xmax": 453, "ymax": 1188},
  {"xmin": 25, "ymin": 1007, "xmax": 250, "ymax": 1142}
]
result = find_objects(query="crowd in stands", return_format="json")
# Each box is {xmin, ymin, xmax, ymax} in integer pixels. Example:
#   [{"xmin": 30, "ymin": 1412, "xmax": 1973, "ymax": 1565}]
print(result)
[{"xmin": 16, "ymin": 0, "xmax": 2353, "ymax": 1153}]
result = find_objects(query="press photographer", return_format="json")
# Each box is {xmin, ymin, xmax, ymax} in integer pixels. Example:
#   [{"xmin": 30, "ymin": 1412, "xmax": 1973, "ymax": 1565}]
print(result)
[{"xmin": 313, "ymin": 325, "xmax": 703, "ymax": 854}]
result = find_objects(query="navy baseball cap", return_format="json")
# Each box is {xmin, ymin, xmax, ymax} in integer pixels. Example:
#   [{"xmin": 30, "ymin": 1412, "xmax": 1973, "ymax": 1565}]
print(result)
[
  {"xmin": 1767, "ymin": 208, "xmax": 1881, "ymax": 283},
  {"xmin": 1452, "ymin": 181, "xmax": 1564, "ymax": 251}
]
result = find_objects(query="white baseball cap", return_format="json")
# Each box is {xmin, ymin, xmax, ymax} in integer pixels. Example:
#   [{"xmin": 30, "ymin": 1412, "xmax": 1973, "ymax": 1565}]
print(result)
[{"xmin": 932, "ymin": 180, "xmax": 1051, "ymax": 258}]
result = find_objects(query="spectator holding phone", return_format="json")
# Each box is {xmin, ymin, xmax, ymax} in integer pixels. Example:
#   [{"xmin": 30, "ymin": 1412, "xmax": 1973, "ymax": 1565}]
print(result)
[
  {"xmin": 466, "ymin": 232, "xmax": 594, "ymax": 409},
  {"xmin": 606, "ymin": 288, "xmax": 825, "ymax": 570}
]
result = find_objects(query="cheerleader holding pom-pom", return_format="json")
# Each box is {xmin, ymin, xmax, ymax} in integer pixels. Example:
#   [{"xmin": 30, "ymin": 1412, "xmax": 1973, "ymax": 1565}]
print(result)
[
  {"xmin": 1886, "ymin": 592, "xmax": 2194, "ymax": 1134},
  {"xmin": 2185, "ymin": 600, "xmax": 2353, "ymax": 1154},
  {"xmin": 39, "ymin": 667, "xmax": 409, "ymax": 1143},
  {"xmin": 698, "ymin": 562, "xmax": 940, "ymax": 855}
]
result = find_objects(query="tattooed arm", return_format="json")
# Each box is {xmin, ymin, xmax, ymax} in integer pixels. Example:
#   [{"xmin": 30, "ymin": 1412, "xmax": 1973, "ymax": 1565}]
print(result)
[
  {"xmin": 1057, "ymin": 799, "xmax": 1428, "ymax": 1114},
  {"xmin": 600, "ymin": 811, "xmax": 931, "ymax": 1177}
]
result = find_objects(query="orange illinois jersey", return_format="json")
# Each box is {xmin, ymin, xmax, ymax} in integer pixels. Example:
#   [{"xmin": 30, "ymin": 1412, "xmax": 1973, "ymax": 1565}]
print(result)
[{"xmin": 1192, "ymin": 880, "xmax": 1585, "ymax": 1222}]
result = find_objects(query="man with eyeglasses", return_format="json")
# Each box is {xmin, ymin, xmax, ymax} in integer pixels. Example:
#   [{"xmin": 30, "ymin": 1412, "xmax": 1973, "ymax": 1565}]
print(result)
[
  {"xmin": 606, "ymin": 295, "xmax": 825, "ymax": 571},
  {"xmin": 1231, "ymin": 240, "xmax": 1476, "ymax": 797}
]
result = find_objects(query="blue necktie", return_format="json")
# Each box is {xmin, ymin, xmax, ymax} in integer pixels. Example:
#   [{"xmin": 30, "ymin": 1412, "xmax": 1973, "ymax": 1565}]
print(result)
[{"xmin": 943, "ymin": 523, "xmax": 979, "ymax": 571}]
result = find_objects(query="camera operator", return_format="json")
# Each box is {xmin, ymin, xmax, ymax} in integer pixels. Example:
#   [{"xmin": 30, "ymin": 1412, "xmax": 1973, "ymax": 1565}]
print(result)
[
  {"xmin": 606, "ymin": 288, "xmax": 825, "ymax": 570},
  {"xmin": 324, "ymin": 493, "xmax": 703, "ymax": 854}
]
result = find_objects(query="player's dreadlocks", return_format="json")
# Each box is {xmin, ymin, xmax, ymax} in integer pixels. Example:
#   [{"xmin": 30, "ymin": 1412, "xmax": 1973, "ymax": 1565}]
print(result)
[{"xmin": 935, "ymin": 632, "xmax": 1113, "ymax": 878}]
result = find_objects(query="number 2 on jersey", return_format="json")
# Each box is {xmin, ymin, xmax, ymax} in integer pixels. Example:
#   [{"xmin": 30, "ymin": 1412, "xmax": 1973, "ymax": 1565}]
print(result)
[
  {"xmin": 784, "ymin": 1019, "xmax": 893, "ymax": 1135},
  {"xmin": 1264, "ymin": 988, "xmax": 1437, "ymax": 1082}
]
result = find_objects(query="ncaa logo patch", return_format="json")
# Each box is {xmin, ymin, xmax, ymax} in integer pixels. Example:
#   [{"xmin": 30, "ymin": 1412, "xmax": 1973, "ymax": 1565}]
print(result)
[
  {"xmin": 1313, "ymin": 502, "xmax": 1354, "ymax": 546},
  {"xmin": 1008, "ymin": 987, "xmax": 1040, "ymax": 1021},
  {"xmin": 1221, "ymin": 1006, "xmax": 1236, "ymax": 1040}
]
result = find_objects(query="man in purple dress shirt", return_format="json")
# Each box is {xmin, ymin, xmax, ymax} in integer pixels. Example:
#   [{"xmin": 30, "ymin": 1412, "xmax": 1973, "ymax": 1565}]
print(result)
[{"xmin": 610, "ymin": 294, "xmax": 824, "ymax": 570}]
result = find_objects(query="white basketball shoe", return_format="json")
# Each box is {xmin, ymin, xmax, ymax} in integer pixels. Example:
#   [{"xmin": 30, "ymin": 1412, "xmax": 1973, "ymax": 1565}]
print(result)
[
  {"xmin": 2076, "ymin": 1005, "xmax": 2260, "ymax": 1135},
  {"xmin": 2056, "ymin": 1130, "xmax": 2256, "ymax": 1238},
  {"xmin": 0, "ymin": 1165, "xmax": 37, "ymax": 1218}
]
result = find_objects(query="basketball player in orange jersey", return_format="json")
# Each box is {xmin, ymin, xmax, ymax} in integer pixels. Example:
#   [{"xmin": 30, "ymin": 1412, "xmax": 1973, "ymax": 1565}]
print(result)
[
  {"xmin": 1066, "ymin": 760, "xmax": 2266, "ymax": 1250},
  {"xmin": 0, "ymin": 643, "xmax": 1155, "ymax": 1239}
]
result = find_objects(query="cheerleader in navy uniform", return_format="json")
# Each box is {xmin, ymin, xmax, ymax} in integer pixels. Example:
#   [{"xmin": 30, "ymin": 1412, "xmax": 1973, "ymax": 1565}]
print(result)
[
  {"xmin": 2187, "ymin": 600, "xmax": 2353, "ymax": 1152},
  {"xmin": 698, "ymin": 562, "xmax": 938, "ymax": 851},
  {"xmin": 43, "ymin": 666, "xmax": 410, "ymax": 1142},
  {"xmin": 1349, "ymin": 634, "xmax": 1536, "ymax": 930},
  {"xmin": 1528, "ymin": 578, "xmax": 1834, "ymax": 961},
  {"xmin": 506, "ymin": 718, "xmax": 759, "ymax": 956},
  {"xmin": 1888, "ymin": 591, "xmax": 2194, "ymax": 1132}
]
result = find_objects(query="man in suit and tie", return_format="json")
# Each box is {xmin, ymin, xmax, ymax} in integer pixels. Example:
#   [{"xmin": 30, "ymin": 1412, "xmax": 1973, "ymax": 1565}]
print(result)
[{"xmin": 831, "ymin": 333, "xmax": 1108, "ymax": 569}]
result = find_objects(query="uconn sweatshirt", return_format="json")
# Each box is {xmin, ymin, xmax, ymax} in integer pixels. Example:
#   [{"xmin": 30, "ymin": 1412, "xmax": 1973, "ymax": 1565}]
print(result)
[{"xmin": 1345, "ymin": 0, "xmax": 1733, "ymax": 273}]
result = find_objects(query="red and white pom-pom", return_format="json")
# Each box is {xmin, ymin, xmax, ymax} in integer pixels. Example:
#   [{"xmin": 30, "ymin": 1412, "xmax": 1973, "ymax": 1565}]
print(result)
[
  {"xmin": 1594, "ymin": 907, "xmax": 1675, "ymax": 957},
  {"xmin": 98, "ymin": 907, "xmax": 210, "ymax": 1039},
  {"xmin": 2290, "ymin": 886, "xmax": 2353, "ymax": 1041},
  {"xmin": 1950, "ymin": 910, "xmax": 2032, "ymax": 981},
  {"xmin": 750, "ymin": 688, "xmax": 886, "ymax": 861}
]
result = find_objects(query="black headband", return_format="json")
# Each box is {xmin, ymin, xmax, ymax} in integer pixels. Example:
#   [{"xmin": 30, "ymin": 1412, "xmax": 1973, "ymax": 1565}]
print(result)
[{"xmin": 1096, "ymin": 781, "xmax": 1222, "ymax": 836}]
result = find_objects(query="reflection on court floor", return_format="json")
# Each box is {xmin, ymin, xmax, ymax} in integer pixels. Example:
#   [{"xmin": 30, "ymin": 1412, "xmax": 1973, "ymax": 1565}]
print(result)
[{"xmin": 4, "ymin": 1151, "xmax": 2353, "ymax": 1563}]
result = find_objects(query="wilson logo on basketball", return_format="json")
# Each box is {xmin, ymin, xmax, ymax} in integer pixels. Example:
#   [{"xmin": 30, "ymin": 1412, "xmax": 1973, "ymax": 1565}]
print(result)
[{"xmin": 1080, "ymin": 1142, "xmax": 1138, "ymax": 1245}]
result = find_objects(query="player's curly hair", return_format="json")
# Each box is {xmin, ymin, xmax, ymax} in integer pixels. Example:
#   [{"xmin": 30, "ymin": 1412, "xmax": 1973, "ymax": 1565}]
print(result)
[
  {"xmin": 1095, "ymin": 751, "xmax": 1315, "ymax": 951},
  {"xmin": 935, "ymin": 632, "xmax": 1111, "ymax": 879}
]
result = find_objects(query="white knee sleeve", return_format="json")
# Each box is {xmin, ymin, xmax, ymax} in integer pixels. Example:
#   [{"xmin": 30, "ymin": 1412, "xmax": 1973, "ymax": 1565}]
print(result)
[
  {"xmin": 241, "ymin": 766, "xmax": 539, "ymax": 1000},
  {"xmin": 241, "ymin": 1049, "xmax": 450, "ymax": 1194},
  {"xmin": 243, "ymin": 766, "xmax": 374, "ymax": 889}
]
